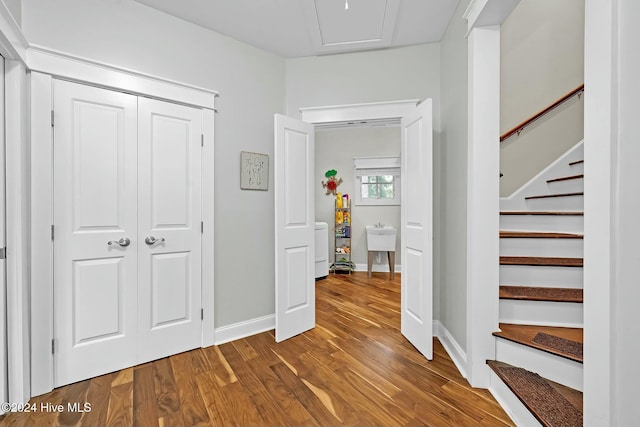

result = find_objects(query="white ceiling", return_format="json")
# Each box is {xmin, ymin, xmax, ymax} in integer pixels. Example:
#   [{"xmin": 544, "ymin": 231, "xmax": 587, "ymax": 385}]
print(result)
[{"xmin": 133, "ymin": 0, "xmax": 460, "ymax": 58}]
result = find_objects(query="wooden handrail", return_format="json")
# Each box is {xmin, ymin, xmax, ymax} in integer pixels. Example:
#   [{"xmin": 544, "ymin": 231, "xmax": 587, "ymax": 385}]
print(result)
[{"xmin": 500, "ymin": 84, "xmax": 584, "ymax": 142}]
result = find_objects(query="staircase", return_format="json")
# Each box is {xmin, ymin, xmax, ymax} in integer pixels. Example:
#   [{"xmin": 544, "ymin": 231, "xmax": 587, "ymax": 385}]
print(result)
[{"xmin": 489, "ymin": 143, "xmax": 584, "ymax": 426}]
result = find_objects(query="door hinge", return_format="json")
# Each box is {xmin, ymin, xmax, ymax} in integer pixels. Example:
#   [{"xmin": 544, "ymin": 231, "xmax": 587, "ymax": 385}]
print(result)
[
  {"xmin": 0, "ymin": 247, "xmax": 6, "ymax": 259},
  {"xmin": 201, "ymin": 134, "xmax": 204, "ymax": 147},
  {"xmin": 201, "ymin": 308, "xmax": 204, "ymax": 320},
  {"xmin": 201, "ymin": 221, "xmax": 204, "ymax": 234},
  {"xmin": 51, "ymin": 110, "xmax": 54, "ymax": 127},
  {"xmin": 51, "ymin": 338, "xmax": 55, "ymax": 354},
  {"xmin": 51, "ymin": 225, "xmax": 55, "ymax": 241}
]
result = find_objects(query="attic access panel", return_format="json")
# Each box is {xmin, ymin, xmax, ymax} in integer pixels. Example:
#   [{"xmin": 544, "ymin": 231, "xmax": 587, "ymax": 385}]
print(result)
[{"xmin": 303, "ymin": 0, "xmax": 400, "ymax": 54}]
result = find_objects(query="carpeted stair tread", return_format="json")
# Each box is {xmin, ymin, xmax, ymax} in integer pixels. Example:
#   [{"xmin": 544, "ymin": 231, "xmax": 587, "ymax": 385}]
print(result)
[
  {"xmin": 533, "ymin": 332, "xmax": 583, "ymax": 359},
  {"xmin": 487, "ymin": 360, "xmax": 583, "ymax": 427},
  {"xmin": 500, "ymin": 286, "xmax": 583, "ymax": 303},
  {"xmin": 500, "ymin": 256, "xmax": 583, "ymax": 267},
  {"xmin": 500, "ymin": 231, "xmax": 583, "ymax": 239},
  {"xmin": 494, "ymin": 323, "xmax": 583, "ymax": 363}
]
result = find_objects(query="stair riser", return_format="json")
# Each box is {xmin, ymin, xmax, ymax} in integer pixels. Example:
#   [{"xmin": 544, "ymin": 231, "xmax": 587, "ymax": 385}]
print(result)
[
  {"xmin": 500, "ymin": 265, "xmax": 583, "ymax": 288},
  {"xmin": 499, "ymin": 300, "xmax": 583, "ymax": 328},
  {"xmin": 500, "ymin": 215, "xmax": 583, "ymax": 233},
  {"xmin": 525, "ymin": 195, "xmax": 584, "ymax": 211},
  {"xmin": 496, "ymin": 338, "xmax": 583, "ymax": 391},
  {"xmin": 546, "ymin": 178, "xmax": 584, "ymax": 194},
  {"xmin": 569, "ymin": 162, "xmax": 584, "ymax": 174},
  {"xmin": 500, "ymin": 238, "xmax": 583, "ymax": 258},
  {"xmin": 489, "ymin": 371, "xmax": 544, "ymax": 427}
]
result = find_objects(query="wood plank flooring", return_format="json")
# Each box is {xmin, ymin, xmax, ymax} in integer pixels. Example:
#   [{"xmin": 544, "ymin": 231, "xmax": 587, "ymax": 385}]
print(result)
[{"xmin": 1, "ymin": 272, "xmax": 514, "ymax": 427}]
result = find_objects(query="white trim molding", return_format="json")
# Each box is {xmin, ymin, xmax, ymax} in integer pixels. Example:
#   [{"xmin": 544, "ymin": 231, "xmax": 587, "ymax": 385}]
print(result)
[
  {"xmin": 29, "ymin": 71, "xmax": 54, "ymax": 397},
  {"xmin": 466, "ymin": 25, "xmax": 501, "ymax": 389},
  {"xmin": 5, "ymin": 59, "xmax": 30, "ymax": 404},
  {"xmin": 26, "ymin": 46, "xmax": 218, "ymax": 110},
  {"xmin": 0, "ymin": 1, "xmax": 27, "ymax": 63},
  {"xmin": 463, "ymin": 0, "xmax": 520, "ymax": 36},
  {"xmin": 214, "ymin": 315, "xmax": 275, "ymax": 346},
  {"xmin": 300, "ymin": 99, "xmax": 419, "ymax": 127},
  {"xmin": 434, "ymin": 321, "xmax": 468, "ymax": 380}
]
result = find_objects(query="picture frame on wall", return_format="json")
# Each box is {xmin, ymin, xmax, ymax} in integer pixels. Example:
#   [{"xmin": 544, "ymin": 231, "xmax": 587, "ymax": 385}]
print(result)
[{"xmin": 240, "ymin": 151, "xmax": 269, "ymax": 190}]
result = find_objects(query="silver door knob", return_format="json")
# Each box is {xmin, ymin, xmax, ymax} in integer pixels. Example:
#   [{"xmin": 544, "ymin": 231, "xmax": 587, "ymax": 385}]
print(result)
[
  {"xmin": 108, "ymin": 237, "xmax": 131, "ymax": 247},
  {"xmin": 145, "ymin": 236, "xmax": 165, "ymax": 245}
]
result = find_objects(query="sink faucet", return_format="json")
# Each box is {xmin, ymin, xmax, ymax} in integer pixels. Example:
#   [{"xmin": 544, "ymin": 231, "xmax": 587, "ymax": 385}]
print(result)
[{"xmin": 376, "ymin": 222, "xmax": 384, "ymax": 227}]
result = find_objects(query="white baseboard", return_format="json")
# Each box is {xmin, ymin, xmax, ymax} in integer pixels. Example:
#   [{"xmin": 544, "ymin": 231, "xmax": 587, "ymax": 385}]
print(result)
[
  {"xmin": 353, "ymin": 263, "xmax": 402, "ymax": 273},
  {"xmin": 433, "ymin": 320, "xmax": 468, "ymax": 379},
  {"xmin": 213, "ymin": 314, "xmax": 275, "ymax": 345}
]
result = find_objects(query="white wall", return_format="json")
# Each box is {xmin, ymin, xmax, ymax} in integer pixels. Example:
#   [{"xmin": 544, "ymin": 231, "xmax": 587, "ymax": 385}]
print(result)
[
  {"xmin": 286, "ymin": 43, "xmax": 441, "ymax": 319},
  {"xmin": 315, "ymin": 127, "xmax": 401, "ymax": 269},
  {"xmin": 286, "ymin": 44, "xmax": 441, "ymax": 118},
  {"xmin": 500, "ymin": 0, "xmax": 585, "ymax": 196},
  {"xmin": 22, "ymin": 0, "xmax": 286, "ymax": 327},
  {"xmin": 438, "ymin": 0, "xmax": 471, "ymax": 352},
  {"xmin": 2, "ymin": 0, "xmax": 21, "ymax": 27}
]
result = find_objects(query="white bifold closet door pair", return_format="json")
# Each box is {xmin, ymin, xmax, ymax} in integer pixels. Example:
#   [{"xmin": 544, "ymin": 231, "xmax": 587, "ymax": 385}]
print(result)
[{"xmin": 53, "ymin": 80, "xmax": 203, "ymax": 387}]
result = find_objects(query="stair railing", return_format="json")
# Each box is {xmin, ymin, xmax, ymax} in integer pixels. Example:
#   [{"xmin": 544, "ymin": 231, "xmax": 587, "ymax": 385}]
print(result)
[{"xmin": 500, "ymin": 84, "xmax": 585, "ymax": 142}]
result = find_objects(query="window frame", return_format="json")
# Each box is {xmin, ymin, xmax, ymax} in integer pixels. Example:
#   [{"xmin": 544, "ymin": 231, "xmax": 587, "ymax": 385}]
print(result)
[{"xmin": 353, "ymin": 156, "xmax": 401, "ymax": 206}]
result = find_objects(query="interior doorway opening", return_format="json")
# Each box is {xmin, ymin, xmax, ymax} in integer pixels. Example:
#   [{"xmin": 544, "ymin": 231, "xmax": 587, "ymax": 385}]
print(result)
[
  {"xmin": 276, "ymin": 99, "xmax": 434, "ymax": 360},
  {"xmin": 314, "ymin": 124, "xmax": 402, "ymax": 278}
]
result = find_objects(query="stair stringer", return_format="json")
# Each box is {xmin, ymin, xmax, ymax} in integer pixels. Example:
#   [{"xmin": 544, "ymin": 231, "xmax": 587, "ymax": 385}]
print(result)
[
  {"xmin": 489, "ymin": 370, "xmax": 543, "ymax": 427},
  {"xmin": 501, "ymin": 140, "xmax": 584, "ymax": 211}
]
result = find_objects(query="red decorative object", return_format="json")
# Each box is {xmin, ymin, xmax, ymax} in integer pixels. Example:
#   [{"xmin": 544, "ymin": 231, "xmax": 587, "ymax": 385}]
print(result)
[{"xmin": 322, "ymin": 169, "xmax": 343, "ymax": 195}]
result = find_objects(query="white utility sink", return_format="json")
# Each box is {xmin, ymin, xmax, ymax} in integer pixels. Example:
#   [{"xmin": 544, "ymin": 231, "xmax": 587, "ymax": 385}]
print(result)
[{"xmin": 366, "ymin": 226, "xmax": 397, "ymax": 251}]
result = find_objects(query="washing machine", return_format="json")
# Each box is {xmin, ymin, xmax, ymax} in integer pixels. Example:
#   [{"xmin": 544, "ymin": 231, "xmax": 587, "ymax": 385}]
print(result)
[{"xmin": 314, "ymin": 222, "xmax": 329, "ymax": 279}]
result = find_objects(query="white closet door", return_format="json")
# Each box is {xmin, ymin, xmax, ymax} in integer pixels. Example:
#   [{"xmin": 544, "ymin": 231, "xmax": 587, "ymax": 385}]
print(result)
[
  {"xmin": 137, "ymin": 98, "xmax": 202, "ymax": 363},
  {"xmin": 53, "ymin": 80, "xmax": 139, "ymax": 387}
]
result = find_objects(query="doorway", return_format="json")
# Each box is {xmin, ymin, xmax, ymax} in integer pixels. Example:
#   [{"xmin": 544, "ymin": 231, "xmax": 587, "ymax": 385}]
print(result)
[
  {"xmin": 52, "ymin": 80, "xmax": 204, "ymax": 387},
  {"xmin": 314, "ymin": 125, "xmax": 401, "ymax": 276},
  {"xmin": 275, "ymin": 100, "xmax": 434, "ymax": 359}
]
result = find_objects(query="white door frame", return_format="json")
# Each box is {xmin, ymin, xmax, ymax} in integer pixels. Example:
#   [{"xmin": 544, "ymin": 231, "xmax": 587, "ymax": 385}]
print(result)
[
  {"xmin": 0, "ymin": 2, "xmax": 29, "ymax": 405},
  {"xmin": 0, "ymin": 54, "xmax": 7, "ymax": 411},
  {"xmin": 29, "ymin": 48, "xmax": 217, "ymax": 396},
  {"xmin": 300, "ymin": 99, "xmax": 431, "ymax": 334}
]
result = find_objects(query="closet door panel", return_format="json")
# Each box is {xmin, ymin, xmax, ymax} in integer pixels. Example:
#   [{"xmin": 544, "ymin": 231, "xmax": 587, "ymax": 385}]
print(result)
[
  {"xmin": 53, "ymin": 80, "xmax": 138, "ymax": 387},
  {"xmin": 137, "ymin": 98, "xmax": 202, "ymax": 363}
]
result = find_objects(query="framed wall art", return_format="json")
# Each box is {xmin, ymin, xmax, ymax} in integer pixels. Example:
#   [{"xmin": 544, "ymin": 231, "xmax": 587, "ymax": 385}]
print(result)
[{"xmin": 240, "ymin": 151, "xmax": 269, "ymax": 190}]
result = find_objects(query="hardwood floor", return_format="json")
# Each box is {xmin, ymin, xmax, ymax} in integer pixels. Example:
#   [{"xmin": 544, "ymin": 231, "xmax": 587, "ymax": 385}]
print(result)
[{"xmin": 1, "ymin": 272, "xmax": 513, "ymax": 427}]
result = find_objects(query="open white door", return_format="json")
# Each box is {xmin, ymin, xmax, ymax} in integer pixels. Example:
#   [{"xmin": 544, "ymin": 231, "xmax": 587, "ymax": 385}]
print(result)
[
  {"xmin": 401, "ymin": 99, "xmax": 433, "ymax": 359},
  {"xmin": 274, "ymin": 114, "xmax": 315, "ymax": 342}
]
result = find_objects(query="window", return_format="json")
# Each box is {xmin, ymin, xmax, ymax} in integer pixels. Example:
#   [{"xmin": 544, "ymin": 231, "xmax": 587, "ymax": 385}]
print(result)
[{"xmin": 354, "ymin": 157, "xmax": 400, "ymax": 206}]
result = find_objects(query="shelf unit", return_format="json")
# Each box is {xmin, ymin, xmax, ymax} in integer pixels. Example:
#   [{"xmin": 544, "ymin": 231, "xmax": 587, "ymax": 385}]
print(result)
[{"xmin": 331, "ymin": 199, "xmax": 354, "ymax": 274}]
